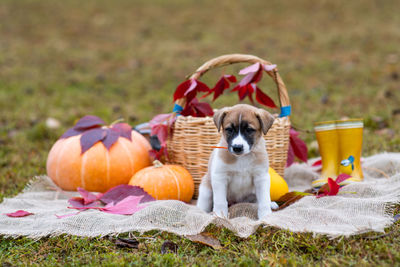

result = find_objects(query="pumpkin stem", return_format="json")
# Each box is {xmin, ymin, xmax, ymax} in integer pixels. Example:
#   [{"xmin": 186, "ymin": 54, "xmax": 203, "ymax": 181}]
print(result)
[
  {"xmin": 153, "ymin": 160, "xmax": 164, "ymax": 168},
  {"xmin": 110, "ymin": 118, "xmax": 124, "ymax": 125}
]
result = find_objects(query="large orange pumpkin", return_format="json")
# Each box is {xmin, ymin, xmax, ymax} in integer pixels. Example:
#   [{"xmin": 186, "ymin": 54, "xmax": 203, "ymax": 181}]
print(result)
[
  {"xmin": 46, "ymin": 116, "xmax": 152, "ymax": 192},
  {"xmin": 129, "ymin": 160, "xmax": 194, "ymax": 202}
]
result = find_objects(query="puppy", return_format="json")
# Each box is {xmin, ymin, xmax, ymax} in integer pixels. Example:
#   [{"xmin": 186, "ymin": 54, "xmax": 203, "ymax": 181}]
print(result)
[{"xmin": 197, "ymin": 104, "xmax": 277, "ymax": 220}]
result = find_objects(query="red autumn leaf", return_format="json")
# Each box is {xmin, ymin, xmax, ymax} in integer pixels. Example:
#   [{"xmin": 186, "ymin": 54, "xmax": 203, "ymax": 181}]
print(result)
[
  {"xmin": 74, "ymin": 115, "xmax": 105, "ymax": 130},
  {"xmin": 77, "ymin": 187, "xmax": 99, "ymax": 205},
  {"xmin": 100, "ymin": 195, "xmax": 146, "ymax": 215},
  {"xmin": 181, "ymin": 98, "xmax": 214, "ymax": 117},
  {"xmin": 151, "ymin": 124, "xmax": 168, "ymax": 145},
  {"xmin": 111, "ymin": 123, "xmax": 132, "ymax": 141},
  {"xmin": 335, "ymin": 173, "xmax": 352, "ymax": 184},
  {"xmin": 312, "ymin": 159, "xmax": 322, "ymax": 167},
  {"xmin": 61, "ymin": 128, "xmax": 84, "ymax": 138},
  {"xmin": 102, "ymin": 129, "xmax": 120, "ymax": 150},
  {"xmin": 68, "ymin": 198, "xmax": 102, "ymax": 209},
  {"xmin": 99, "ymin": 184, "xmax": 155, "ymax": 204},
  {"xmin": 286, "ymin": 144, "xmax": 295, "ymax": 167},
  {"xmin": 255, "ymin": 85, "xmax": 277, "ymax": 108},
  {"xmin": 149, "ymin": 113, "xmax": 176, "ymax": 128},
  {"xmin": 204, "ymin": 75, "xmax": 237, "ymax": 101},
  {"xmin": 238, "ymin": 62, "xmax": 263, "ymax": 86},
  {"xmin": 149, "ymin": 146, "xmax": 168, "ymax": 161},
  {"xmin": 5, "ymin": 210, "xmax": 34, "ymax": 217},
  {"xmin": 80, "ymin": 128, "xmax": 107, "ymax": 154},
  {"xmin": 316, "ymin": 178, "xmax": 340, "ymax": 198},
  {"xmin": 173, "ymin": 79, "xmax": 210, "ymax": 103},
  {"xmin": 289, "ymin": 128, "xmax": 308, "ymax": 163}
]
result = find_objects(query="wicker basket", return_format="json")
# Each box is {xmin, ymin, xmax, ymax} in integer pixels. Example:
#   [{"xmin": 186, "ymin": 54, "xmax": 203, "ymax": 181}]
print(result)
[{"xmin": 166, "ymin": 54, "xmax": 291, "ymax": 198}]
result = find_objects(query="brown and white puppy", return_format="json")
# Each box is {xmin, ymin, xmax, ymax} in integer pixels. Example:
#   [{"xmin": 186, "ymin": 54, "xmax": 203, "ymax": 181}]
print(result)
[{"xmin": 197, "ymin": 104, "xmax": 277, "ymax": 220}]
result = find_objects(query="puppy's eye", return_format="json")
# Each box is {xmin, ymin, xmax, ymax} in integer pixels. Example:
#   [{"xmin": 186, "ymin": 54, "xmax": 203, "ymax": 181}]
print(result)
[
  {"xmin": 245, "ymin": 127, "xmax": 255, "ymax": 134},
  {"xmin": 225, "ymin": 127, "xmax": 233, "ymax": 133}
]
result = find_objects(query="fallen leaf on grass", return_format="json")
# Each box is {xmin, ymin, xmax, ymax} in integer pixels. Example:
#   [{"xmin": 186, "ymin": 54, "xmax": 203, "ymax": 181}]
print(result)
[
  {"xmin": 5, "ymin": 210, "xmax": 34, "ymax": 217},
  {"xmin": 115, "ymin": 237, "xmax": 139, "ymax": 249},
  {"xmin": 161, "ymin": 240, "xmax": 178, "ymax": 254},
  {"xmin": 185, "ymin": 233, "xmax": 222, "ymax": 249}
]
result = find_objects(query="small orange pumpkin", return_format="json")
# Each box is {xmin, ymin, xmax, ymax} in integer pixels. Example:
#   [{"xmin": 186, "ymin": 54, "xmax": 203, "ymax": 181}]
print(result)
[
  {"xmin": 129, "ymin": 160, "xmax": 194, "ymax": 202},
  {"xmin": 46, "ymin": 116, "xmax": 152, "ymax": 192}
]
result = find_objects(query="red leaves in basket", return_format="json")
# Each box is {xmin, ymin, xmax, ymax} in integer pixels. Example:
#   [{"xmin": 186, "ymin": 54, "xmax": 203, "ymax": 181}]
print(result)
[
  {"xmin": 181, "ymin": 98, "xmax": 214, "ymax": 117},
  {"xmin": 60, "ymin": 115, "xmax": 133, "ymax": 154},
  {"xmin": 203, "ymin": 75, "xmax": 237, "ymax": 101},
  {"xmin": 231, "ymin": 63, "xmax": 277, "ymax": 108},
  {"xmin": 287, "ymin": 128, "xmax": 308, "ymax": 167},
  {"xmin": 173, "ymin": 79, "xmax": 210, "ymax": 104}
]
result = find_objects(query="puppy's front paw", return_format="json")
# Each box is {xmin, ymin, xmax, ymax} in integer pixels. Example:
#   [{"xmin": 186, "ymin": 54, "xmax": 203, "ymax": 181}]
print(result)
[
  {"xmin": 258, "ymin": 206, "xmax": 272, "ymax": 220},
  {"xmin": 213, "ymin": 204, "xmax": 228, "ymax": 218}
]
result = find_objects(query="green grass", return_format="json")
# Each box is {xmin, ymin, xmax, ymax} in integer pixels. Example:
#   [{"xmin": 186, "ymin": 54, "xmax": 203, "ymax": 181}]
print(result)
[{"xmin": 0, "ymin": 0, "xmax": 400, "ymax": 265}]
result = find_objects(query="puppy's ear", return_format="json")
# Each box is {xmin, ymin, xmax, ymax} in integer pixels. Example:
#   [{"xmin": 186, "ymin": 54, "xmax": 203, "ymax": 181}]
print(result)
[
  {"xmin": 256, "ymin": 109, "xmax": 275, "ymax": 135},
  {"xmin": 213, "ymin": 107, "xmax": 229, "ymax": 132}
]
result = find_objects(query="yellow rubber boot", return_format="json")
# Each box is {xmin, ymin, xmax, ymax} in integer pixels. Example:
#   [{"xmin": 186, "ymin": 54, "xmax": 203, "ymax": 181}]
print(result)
[
  {"xmin": 337, "ymin": 119, "xmax": 364, "ymax": 185},
  {"xmin": 312, "ymin": 121, "xmax": 340, "ymax": 188}
]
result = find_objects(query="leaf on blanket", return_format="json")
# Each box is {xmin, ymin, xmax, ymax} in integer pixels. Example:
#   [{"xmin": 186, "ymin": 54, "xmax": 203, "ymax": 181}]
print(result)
[
  {"xmin": 5, "ymin": 210, "xmax": 34, "ymax": 217},
  {"xmin": 185, "ymin": 233, "xmax": 222, "ymax": 249},
  {"xmin": 115, "ymin": 237, "xmax": 140, "ymax": 249},
  {"xmin": 68, "ymin": 198, "xmax": 102, "ymax": 209},
  {"xmin": 335, "ymin": 173, "xmax": 352, "ymax": 184},
  {"xmin": 77, "ymin": 187, "xmax": 100, "ymax": 205},
  {"xmin": 276, "ymin": 191, "xmax": 313, "ymax": 210},
  {"xmin": 100, "ymin": 195, "xmax": 146, "ymax": 215},
  {"xmin": 99, "ymin": 184, "xmax": 155, "ymax": 205},
  {"xmin": 316, "ymin": 178, "xmax": 340, "ymax": 198}
]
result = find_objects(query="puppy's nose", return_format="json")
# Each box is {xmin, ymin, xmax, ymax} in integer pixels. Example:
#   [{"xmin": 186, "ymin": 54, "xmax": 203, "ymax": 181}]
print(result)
[{"xmin": 232, "ymin": 144, "xmax": 243, "ymax": 153}]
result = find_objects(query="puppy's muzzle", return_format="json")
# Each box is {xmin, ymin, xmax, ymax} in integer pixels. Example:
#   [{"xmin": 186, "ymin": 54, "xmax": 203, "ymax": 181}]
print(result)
[{"xmin": 232, "ymin": 144, "xmax": 244, "ymax": 154}]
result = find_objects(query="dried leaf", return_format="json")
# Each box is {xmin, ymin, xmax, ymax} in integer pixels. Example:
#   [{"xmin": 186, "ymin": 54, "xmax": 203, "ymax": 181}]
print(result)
[
  {"xmin": 186, "ymin": 233, "xmax": 222, "ymax": 249},
  {"xmin": 286, "ymin": 144, "xmax": 295, "ymax": 167},
  {"xmin": 161, "ymin": 240, "xmax": 178, "ymax": 254},
  {"xmin": 173, "ymin": 79, "xmax": 210, "ymax": 103},
  {"xmin": 115, "ymin": 237, "xmax": 139, "ymax": 249},
  {"xmin": 181, "ymin": 98, "xmax": 214, "ymax": 117},
  {"xmin": 205, "ymin": 75, "xmax": 237, "ymax": 101},
  {"xmin": 74, "ymin": 115, "xmax": 105, "ymax": 130},
  {"xmin": 276, "ymin": 191, "xmax": 313, "ymax": 210},
  {"xmin": 99, "ymin": 184, "xmax": 155, "ymax": 205},
  {"xmin": 102, "ymin": 129, "xmax": 120, "ymax": 150},
  {"xmin": 5, "ymin": 210, "xmax": 34, "ymax": 217}
]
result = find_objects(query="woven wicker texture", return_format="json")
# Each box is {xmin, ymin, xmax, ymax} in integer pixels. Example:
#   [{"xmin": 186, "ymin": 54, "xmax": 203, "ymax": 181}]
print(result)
[{"xmin": 167, "ymin": 54, "xmax": 291, "ymax": 198}]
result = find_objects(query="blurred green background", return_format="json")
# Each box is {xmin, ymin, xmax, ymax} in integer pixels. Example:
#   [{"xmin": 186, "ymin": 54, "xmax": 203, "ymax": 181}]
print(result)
[{"xmin": 0, "ymin": 0, "xmax": 399, "ymax": 265}]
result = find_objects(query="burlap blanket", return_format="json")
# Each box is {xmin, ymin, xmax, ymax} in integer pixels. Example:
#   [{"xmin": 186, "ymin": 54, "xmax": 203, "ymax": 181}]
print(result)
[{"xmin": 1, "ymin": 153, "xmax": 399, "ymax": 239}]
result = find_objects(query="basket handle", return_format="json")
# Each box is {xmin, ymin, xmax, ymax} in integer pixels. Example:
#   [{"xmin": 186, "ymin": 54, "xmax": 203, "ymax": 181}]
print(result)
[{"xmin": 174, "ymin": 54, "xmax": 291, "ymax": 117}]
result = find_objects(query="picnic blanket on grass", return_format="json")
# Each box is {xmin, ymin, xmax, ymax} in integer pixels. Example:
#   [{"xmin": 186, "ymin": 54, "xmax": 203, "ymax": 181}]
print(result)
[{"xmin": 1, "ymin": 153, "xmax": 400, "ymax": 239}]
